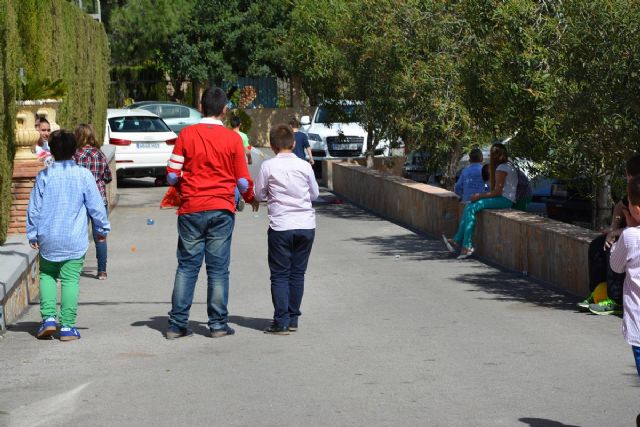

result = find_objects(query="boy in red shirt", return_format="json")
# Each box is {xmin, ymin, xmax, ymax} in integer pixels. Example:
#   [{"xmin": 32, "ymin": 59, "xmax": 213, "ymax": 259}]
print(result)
[{"xmin": 165, "ymin": 87, "xmax": 254, "ymax": 339}]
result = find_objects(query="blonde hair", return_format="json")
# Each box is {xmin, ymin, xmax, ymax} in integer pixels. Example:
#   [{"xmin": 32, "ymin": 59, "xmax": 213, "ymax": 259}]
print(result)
[
  {"xmin": 489, "ymin": 143, "xmax": 509, "ymax": 190},
  {"xmin": 74, "ymin": 123, "xmax": 98, "ymax": 148}
]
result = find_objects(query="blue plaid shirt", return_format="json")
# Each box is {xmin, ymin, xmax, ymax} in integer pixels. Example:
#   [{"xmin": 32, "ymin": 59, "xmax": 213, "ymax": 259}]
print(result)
[{"xmin": 27, "ymin": 160, "xmax": 110, "ymax": 262}]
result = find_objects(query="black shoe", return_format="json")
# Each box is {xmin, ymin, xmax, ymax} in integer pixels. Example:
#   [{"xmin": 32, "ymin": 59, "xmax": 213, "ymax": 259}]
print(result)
[
  {"xmin": 288, "ymin": 323, "xmax": 298, "ymax": 332},
  {"xmin": 210, "ymin": 325, "xmax": 235, "ymax": 338},
  {"xmin": 166, "ymin": 325, "xmax": 194, "ymax": 340},
  {"xmin": 264, "ymin": 324, "xmax": 290, "ymax": 335}
]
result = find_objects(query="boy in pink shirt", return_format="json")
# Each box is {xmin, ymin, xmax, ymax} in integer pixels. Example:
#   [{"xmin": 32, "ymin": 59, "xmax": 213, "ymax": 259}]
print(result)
[
  {"xmin": 252, "ymin": 124, "xmax": 319, "ymax": 334},
  {"xmin": 610, "ymin": 174, "xmax": 640, "ymax": 375}
]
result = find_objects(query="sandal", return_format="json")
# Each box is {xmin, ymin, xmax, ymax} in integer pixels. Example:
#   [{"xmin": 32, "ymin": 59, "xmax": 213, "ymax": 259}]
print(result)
[{"xmin": 442, "ymin": 234, "xmax": 457, "ymax": 254}]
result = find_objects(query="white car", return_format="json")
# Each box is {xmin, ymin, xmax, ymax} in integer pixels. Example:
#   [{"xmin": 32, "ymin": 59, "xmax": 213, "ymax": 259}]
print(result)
[
  {"xmin": 104, "ymin": 109, "xmax": 177, "ymax": 182},
  {"xmin": 301, "ymin": 103, "xmax": 389, "ymax": 159}
]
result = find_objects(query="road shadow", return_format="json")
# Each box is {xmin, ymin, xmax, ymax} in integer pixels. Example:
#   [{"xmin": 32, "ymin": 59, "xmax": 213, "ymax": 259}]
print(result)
[
  {"xmin": 519, "ymin": 418, "xmax": 579, "ymax": 427},
  {"xmin": 6, "ymin": 321, "xmax": 41, "ymax": 337},
  {"xmin": 7, "ymin": 321, "xmax": 88, "ymax": 337},
  {"xmin": 117, "ymin": 177, "xmax": 159, "ymax": 188},
  {"xmin": 315, "ymin": 201, "xmax": 388, "ymax": 223},
  {"xmin": 81, "ymin": 268, "xmax": 98, "ymax": 279},
  {"xmin": 348, "ymin": 233, "xmax": 454, "ymax": 261},
  {"xmin": 131, "ymin": 316, "xmax": 208, "ymax": 337},
  {"xmin": 455, "ymin": 269, "xmax": 579, "ymax": 311},
  {"xmin": 229, "ymin": 315, "xmax": 272, "ymax": 332}
]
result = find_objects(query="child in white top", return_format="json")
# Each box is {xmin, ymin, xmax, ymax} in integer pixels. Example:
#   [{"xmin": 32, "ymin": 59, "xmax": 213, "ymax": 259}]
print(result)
[
  {"xmin": 610, "ymin": 174, "xmax": 640, "ymax": 376},
  {"xmin": 252, "ymin": 124, "xmax": 319, "ymax": 335}
]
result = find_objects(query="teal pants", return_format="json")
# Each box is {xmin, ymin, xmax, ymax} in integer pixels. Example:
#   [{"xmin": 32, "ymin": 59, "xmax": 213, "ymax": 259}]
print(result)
[
  {"xmin": 39, "ymin": 255, "xmax": 85, "ymax": 327},
  {"xmin": 453, "ymin": 197, "xmax": 513, "ymax": 249}
]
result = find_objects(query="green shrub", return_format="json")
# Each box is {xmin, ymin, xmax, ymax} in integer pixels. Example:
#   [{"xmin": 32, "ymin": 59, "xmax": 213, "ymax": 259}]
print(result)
[
  {"xmin": 0, "ymin": 0, "xmax": 18, "ymax": 246},
  {"xmin": 0, "ymin": 0, "xmax": 109, "ymax": 245}
]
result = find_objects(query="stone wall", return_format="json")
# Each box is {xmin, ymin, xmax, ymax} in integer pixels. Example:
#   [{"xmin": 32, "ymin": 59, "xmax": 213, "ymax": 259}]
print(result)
[
  {"xmin": 0, "ymin": 236, "xmax": 39, "ymax": 331},
  {"xmin": 328, "ymin": 161, "xmax": 598, "ymax": 297},
  {"xmin": 8, "ymin": 159, "xmax": 45, "ymax": 234}
]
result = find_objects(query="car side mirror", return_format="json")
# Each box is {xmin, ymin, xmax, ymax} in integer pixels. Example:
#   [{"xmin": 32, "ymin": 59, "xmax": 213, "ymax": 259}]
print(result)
[{"xmin": 300, "ymin": 115, "xmax": 311, "ymax": 126}]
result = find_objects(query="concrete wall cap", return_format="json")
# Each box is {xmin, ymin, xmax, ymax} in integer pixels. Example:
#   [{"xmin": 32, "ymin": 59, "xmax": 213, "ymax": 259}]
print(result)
[{"xmin": 0, "ymin": 236, "xmax": 38, "ymax": 300}]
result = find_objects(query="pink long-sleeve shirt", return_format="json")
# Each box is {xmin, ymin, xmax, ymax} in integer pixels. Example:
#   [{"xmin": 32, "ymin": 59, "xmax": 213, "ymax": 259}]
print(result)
[
  {"xmin": 254, "ymin": 152, "xmax": 319, "ymax": 231},
  {"xmin": 610, "ymin": 226, "xmax": 640, "ymax": 347}
]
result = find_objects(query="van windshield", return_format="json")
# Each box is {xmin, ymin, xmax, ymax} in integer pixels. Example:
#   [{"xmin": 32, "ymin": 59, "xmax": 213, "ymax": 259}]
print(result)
[{"xmin": 315, "ymin": 105, "xmax": 359, "ymax": 124}]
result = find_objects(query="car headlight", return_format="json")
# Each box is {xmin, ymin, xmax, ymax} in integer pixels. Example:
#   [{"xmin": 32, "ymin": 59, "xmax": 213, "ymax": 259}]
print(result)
[
  {"xmin": 308, "ymin": 133, "xmax": 322, "ymax": 143},
  {"xmin": 551, "ymin": 183, "xmax": 568, "ymax": 198}
]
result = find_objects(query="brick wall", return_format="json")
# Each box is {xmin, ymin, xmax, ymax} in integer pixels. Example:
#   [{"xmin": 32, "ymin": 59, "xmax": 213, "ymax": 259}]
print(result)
[{"xmin": 8, "ymin": 159, "xmax": 44, "ymax": 234}]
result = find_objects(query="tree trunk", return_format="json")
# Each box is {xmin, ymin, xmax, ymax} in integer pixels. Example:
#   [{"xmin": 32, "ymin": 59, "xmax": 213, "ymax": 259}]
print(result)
[
  {"xmin": 366, "ymin": 125, "xmax": 375, "ymax": 169},
  {"xmin": 594, "ymin": 176, "xmax": 612, "ymax": 230},
  {"xmin": 291, "ymin": 75, "xmax": 303, "ymax": 109}
]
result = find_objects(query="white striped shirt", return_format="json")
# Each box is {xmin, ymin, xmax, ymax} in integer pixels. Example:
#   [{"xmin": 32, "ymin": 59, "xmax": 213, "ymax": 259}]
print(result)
[{"xmin": 610, "ymin": 226, "xmax": 640, "ymax": 346}]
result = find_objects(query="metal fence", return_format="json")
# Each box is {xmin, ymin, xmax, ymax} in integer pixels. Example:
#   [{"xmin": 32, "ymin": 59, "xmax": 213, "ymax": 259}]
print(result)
[{"xmin": 110, "ymin": 76, "xmax": 293, "ymax": 109}]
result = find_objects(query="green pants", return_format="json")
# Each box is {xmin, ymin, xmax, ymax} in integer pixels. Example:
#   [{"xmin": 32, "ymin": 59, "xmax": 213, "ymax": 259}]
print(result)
[{"xmin": 39, "ymin": 255, "xmax": 85, "ymax": 327}]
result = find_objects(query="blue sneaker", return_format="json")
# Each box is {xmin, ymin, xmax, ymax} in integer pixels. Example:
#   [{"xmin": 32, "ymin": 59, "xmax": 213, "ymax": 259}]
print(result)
[
  {"xmin": 59, "ymin": 326, "xmax": 81, "ymax": 341},
  {"xmin": 37, "ymin": 317, "xmax": 57, "ymax": 339}
]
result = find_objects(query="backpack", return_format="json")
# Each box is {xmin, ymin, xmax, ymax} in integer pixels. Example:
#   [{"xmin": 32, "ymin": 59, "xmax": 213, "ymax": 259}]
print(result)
[{"xmin": 514, "ymin": 164, "xmax": 532, "ymax": 202}]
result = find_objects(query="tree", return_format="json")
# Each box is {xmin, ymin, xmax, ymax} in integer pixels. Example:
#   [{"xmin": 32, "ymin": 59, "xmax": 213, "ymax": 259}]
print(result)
[
  {"xmin": 155, "ymin": 0, "xmax": 292, "ymax": 101},
  {"xmin": 287, "ymin": 0, "xmax": 480, "ymax": 182},
  {"xmin": 464, "ymin": 0, "xmax": 640, "ymax": 228},
  {"xmin": 108, "ymin": 0, "xmax": 195, "ymax": 65}
]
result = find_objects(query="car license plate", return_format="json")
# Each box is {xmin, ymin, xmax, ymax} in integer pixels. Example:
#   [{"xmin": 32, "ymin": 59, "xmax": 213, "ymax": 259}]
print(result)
[
  {"xmin": 136, "ymin": 143, "xmax": 161, "ymax": 149},
  {"xmin": 331, "ymin": 143, "xmax": 360, "ymax": 150}
]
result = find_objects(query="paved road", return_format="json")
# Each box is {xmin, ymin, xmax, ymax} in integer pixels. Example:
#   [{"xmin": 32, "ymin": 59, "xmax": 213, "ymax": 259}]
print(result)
[{"xmin": 0, "ymin": 156, "xmax": 639, "ymax": 426}]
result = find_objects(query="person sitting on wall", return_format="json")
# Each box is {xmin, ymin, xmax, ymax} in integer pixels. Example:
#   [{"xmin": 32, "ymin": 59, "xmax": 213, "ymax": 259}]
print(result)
[
  {"xmin": 442, "ymin": 142, "xmax": 518, "ymax": 259},
  {"xmin": 579, "ymin": 154, "xmax": 640, "ymax": 315},
  {"xmin": 454, "ymin": 148, "xmax": 487, "ymax": 203}
]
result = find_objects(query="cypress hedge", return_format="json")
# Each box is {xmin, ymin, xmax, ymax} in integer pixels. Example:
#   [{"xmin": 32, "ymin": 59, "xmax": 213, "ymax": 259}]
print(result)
[{"xmin": 0, "ymin": 0, "xmax": 109, "ymax": 245}]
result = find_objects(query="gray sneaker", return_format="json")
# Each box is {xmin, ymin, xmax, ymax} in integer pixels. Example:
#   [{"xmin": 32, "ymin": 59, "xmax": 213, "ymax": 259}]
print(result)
[
  {"xmin": 210, "ymin": 325, "xmax": 235, "ymax": 338},
  {"xmin": 166, "ymin": 325, "xmax": 193, "ymax": 340}
]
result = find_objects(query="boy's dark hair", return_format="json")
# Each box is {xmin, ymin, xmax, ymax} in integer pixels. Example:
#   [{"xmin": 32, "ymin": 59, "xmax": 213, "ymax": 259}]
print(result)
[
  {"xmin": 230, "ymin": 115, "xmax": 241, "ymax": 129},
  {"xmin": 49, "ymin": 130, "xmax": 77, "ymax": 160},
  {"xmin": 269, "ymin": 124, "xmax": 295, "ymax": 150},
  {"xmin": 37, "ymin": 117, "xmax": 50, "ymax": 126},
  {"xmin": 201, "ymin": 87, "xmax": 227, "ymax": 117},
  {"xmin": 481, "ymin": 164, "xmax": 490, "ymax": 182},
  {"xmin": 626, "ymin": 153, "xmax": 640, "ymax": 177},
  {"xmin": 469, "ymin": 148, "xmax": 483, "ymax": 163},
  {"xmin": 628, "ymin": 175, "xmax": 640, "ymax": 206},
  {"xmin": 289, "ymin": 117, "xmax": 300, "ymax": 128}
]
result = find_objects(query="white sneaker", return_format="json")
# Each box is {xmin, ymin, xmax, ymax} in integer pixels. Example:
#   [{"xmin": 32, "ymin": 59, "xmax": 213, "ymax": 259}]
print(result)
[{"xmin": 457, "ymin": 248, "xmax": 474, "ymax": 260}]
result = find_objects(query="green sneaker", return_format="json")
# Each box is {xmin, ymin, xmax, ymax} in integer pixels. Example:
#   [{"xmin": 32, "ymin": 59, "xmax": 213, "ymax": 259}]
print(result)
[
  {"xmin": 577, "ymin": 292, "xmax": 595, "ymax": 310},
  {"xmin": 588, "ymin": 298, "xmax": 622, "ymax": 315}
]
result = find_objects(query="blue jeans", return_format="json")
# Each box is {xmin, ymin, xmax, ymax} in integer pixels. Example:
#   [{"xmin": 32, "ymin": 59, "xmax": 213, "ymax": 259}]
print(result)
[
  {"xmin": 453, "ymin": 196, "xmax": 513, "ymax": 249},
  {"xmin": 633, "ymin": 346, "xmax": 640, "ymax": 376},
  {"xmin": 91, "ymin": 205, "xmax": 108, "ymax": 273},
  {"xmin": 268, "ymin": 228, "xmax": 315, "ymax": 328},
  {"xmin": 169, "ymin": 210, "xmax": 235, "ymax": 331}
]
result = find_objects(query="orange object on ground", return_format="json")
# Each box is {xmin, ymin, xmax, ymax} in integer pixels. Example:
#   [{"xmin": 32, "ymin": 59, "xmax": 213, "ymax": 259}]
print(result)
[
  {"xmin": 160, "ymin": 186, "xmax": 181, "ymax": 209},
  {"xmin": 593, "ymin": 281, "xmax": 608, "ymax": 304}
]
